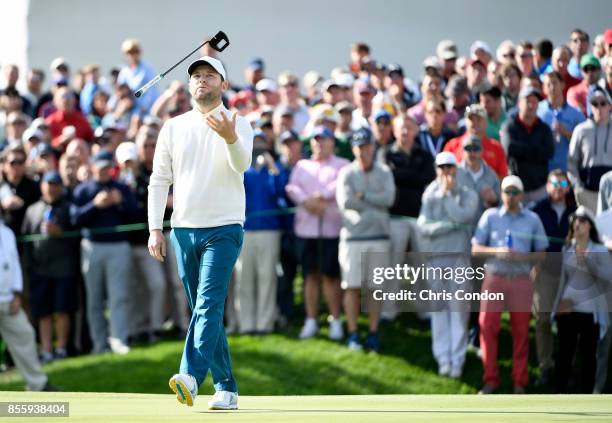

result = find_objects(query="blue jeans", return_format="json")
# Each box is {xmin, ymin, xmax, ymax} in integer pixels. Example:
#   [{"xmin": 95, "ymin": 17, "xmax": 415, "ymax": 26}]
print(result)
[{"xmin": 170, "ymin": 224, "xmax": 243, "ymax": 393}]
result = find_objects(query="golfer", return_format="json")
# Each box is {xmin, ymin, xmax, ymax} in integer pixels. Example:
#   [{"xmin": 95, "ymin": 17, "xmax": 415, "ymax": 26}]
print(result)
[{"xmin": 147, "ymin": 56, "xmax": 253, "ymax": 410}]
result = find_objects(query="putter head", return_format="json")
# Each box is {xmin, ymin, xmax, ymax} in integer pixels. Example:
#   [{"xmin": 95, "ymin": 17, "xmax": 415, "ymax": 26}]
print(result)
[{"xmin": 210, "ymin": 31, "xmax": 230, "ymax": 52}]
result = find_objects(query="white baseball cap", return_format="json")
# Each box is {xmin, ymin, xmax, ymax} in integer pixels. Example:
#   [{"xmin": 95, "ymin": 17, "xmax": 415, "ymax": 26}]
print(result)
[
  {"xmin": 255, "ymin": 78, "xmax": 278, "ymax": 93},
  {"xmin": 501, "ymin": 175, "xmax": 524, "ymax": 192},
  {"xmin": 435, "ymin": 151, "xmax": 457, "ymax": 167},
  {"xmin": 115, "ymin": 141, "xmax": 138, "ymax": 164},
  {"xmin": 187, "ymin": 56, "xmax": 227, "ymax": 81}
]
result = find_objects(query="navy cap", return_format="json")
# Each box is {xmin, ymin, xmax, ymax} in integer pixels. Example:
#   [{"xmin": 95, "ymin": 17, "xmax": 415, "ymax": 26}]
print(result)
[
  {"xmin": 386, "ymin": 63, "xmax": 404, "ymax": 77},
  {"xmin": 248, "ymin": 58, "xmax": 264, "ymax": 71},
  {"xmin": 310, "ymin": 125, "xmax": 334, "ymax": 140},
  {"xmin": 373, "ymin": 109, "xmax": 392, "ymax": 122},
  {"xmin": 42, "ymin": 170, "xmax": 62, "ymax": 184},
  {"xmin": 91, "ymin": 150, "xmax": 115, "ymax": 168},
  {"xmin": 351, "ymin": 127, "xmax": 373, "ymax": 147},
  {"xmin": 279, "ymin": 130, "xmax": 299, "ymax": 144}
]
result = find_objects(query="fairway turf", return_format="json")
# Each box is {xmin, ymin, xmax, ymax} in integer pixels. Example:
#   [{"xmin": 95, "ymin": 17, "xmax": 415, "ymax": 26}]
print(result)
[{"xmin": 1, "ymin": 392, "xmax": 611, "ymax": 422}]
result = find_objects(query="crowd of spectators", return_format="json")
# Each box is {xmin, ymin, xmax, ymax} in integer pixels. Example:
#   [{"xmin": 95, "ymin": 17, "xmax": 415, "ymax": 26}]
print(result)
[{"xmin": 0, "ymin": 28, "xmax": 611, "ymax": 394}]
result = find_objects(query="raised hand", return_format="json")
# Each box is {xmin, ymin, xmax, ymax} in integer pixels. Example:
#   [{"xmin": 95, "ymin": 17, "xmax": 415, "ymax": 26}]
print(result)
[{"xmin": 207, "ymin": 111, "xmax": 238, "ymax": 144}]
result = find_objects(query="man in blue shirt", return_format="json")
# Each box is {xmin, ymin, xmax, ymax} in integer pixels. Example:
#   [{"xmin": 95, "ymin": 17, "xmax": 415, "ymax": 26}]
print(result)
[
  {"xmin": 118, "ymin": 39, "xmax": 160, "ymax": 113},
  {"xmin": 71, "ymin": 151, "xmax": 137, "ymax": 354},
  {"xmin": 472, "ymin": 175, "xmax": 548, "ymax": 394},
  {"xmin": 537, "ymin": 71, "xmax": 585, "ymax": 172}
]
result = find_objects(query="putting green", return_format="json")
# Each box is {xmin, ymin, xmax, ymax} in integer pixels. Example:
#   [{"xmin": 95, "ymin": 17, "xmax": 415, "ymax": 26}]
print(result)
[{"xmin": 1, "ymin": 392, "xmax": 610, "ymax": 422}]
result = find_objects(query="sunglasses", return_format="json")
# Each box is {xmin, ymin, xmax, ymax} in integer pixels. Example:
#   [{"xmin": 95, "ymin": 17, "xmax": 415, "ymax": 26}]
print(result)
[
  {"xmin": 503, "ymin": 188, "xmax": 521, "ymax": 196},
  {"xmin": 574, "ymin": 216, "xmax": 590, "ymax": 224},
  {"xmin": 550, "ymin": 179, "xmax": 569, "ymax": 188},
  {"xmin": 8, "ymin": 159, "xmax": 25, "ymax": 166},
  {"xmin": 428, "ymin": 109, "xmax": 443, "ymax": 114},
  {"xmin": 583, "ymin": 66, "xmax": 599, "ymax": 73},
  {"xmin": 437, "ymin": 164, "xmax": 455, "ymax": 170},
  {"xmin": 464, "ymin": 146, "xmax": 481, "ymax": 152},
  {"xmin": 376, "ymin": 119, "xmax": 391, "ymax": 126},
  {"xmin": 591, "ymin": 100, "xmax": 608, "ymax": 108}
]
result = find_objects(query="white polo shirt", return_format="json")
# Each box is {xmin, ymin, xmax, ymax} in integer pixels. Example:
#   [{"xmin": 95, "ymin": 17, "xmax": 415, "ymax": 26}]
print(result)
[{"xmin": 0, "ymin": 223, "xmax": 23, "ymax": 304}]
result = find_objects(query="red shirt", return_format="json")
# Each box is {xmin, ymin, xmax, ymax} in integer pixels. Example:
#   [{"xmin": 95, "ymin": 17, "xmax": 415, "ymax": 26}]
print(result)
[
  {"xmin": 562, "ymin": 72, "xmax": 581, "ymax": 98},
  {"xmin": 567, "ymin": 80, "xmax": 589, "ymax": 116},
  {"xmin": 46, "ymin": 110, "xmax": 94, "ymax": 150},
  {"xmin": 444, "ymin": 133, "xmax": 508, "ymax": 179}
]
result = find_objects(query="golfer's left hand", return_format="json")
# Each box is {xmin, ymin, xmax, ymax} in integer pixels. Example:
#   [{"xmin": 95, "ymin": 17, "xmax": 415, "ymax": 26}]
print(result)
[{"xmin": 207, "ymin": 111, "xmax": 238, "ymax": 144}]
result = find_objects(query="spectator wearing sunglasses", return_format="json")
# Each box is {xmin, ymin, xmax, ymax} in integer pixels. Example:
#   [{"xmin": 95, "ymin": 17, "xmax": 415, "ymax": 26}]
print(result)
[
  {"xmin": 529, "ymin": 169, "xmax": 576, "ymax": 386},
  {"xmin": 457, "ymin": 135, "xmax": 500, "ymax": 230},
  {"xmin": 568, "ymin": 87, "xmax": 612, "ymax": 213},
  {"xmin": 0, "ymin": 146, "xmax": 40, "ymax": 237},
  {"xmin": 568, "ymin": 54, "xmax": 602, "ymax": 116},
  {"xmin": 472, "ymin": 175, "xmax": 548, "ymax": 394}
]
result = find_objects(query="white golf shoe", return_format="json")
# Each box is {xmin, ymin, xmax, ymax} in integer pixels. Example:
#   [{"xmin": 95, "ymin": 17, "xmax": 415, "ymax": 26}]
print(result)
[
  {"xmin": 169, "ymin": 373, "xmax": 198, "ymax": 407},
  {"xmin": 328, "ymin": 318, "xmax": 344, "ymax": 341},
  {"xmin": 299, "ymin": 318, "xmax": 318, "ymax": 339},
  {"xmin": 208, "ymin": 390, "xmax": 238, "ymax": 410}
]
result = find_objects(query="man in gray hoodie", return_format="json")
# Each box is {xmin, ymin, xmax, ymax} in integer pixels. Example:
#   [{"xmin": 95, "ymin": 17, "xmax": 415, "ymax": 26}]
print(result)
[
  {"xmin": 417, "ymin": 152, "xmax": 478, "ymax": 378},
  {"xmin": 336, "ymin": 127, "xmax": 395, "ymax": 352},
  {"xmin": 568, "ymin": 87, "xmax": 612, "ymax": 212}
]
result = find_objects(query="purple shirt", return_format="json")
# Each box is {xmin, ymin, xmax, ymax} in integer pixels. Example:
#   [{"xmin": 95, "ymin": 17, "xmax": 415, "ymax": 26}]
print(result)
[{"xmin": 286, "ymin": 155, "xmax": 349, "ymax": 238}]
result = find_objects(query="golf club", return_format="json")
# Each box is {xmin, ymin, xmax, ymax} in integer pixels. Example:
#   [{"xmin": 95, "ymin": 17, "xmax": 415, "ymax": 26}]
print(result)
[{"xmin": 134, "ymin": 30, "xmax": 230, "ymax": 98}]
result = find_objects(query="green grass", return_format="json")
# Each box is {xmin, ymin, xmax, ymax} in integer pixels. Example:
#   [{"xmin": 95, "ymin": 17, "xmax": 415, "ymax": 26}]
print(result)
[
  {"xmin": 3, "ymin": 311, "xmax": 606, "ymax": 395},
  {"xmin": 1, "ymin": 392, "xmax": 611, "ymax": 423}
]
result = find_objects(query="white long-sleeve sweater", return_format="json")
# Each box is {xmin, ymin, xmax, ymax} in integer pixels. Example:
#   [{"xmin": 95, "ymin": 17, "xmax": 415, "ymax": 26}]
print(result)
[
  {"xmin": 148, "ymin": 104, "xmax": 253, "ymax": 230},
  {"xmin": 0, "ymin": 223, "xmax": 23, "ymax": 303}
]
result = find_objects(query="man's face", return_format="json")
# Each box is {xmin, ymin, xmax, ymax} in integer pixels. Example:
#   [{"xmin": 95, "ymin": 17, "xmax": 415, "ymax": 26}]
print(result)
[
  {"xmin": 517, "ymin": 46, "xmax": 534, "ymax": 72},
  {"xmin": 519, "ymin": 94, "xmax": 539, "ymax": 119},
  {"xmin": 41, "ymin": 182, "xmax": 63, "ymax": 203},
  {"xmin": 464, "ymin": 143, "xmax": 482, "ymax": 164},
  {"xmin": 480, "ymin": 94, "xmax": 500, "ymax": 117},
  {"xmin": 591, "ymin": 97, "xmax": 611, "ymax": 123},
  {"xmin": 570, "ymin": 32, "xmax": 589, "ymax": 57},
  {"xmin": 4, "ymin": 152, "xmax": 26, "ymax": 180},
  {"xmin": 373, "ymin": 117, "xmax": 392, "ymax": 143},
  {"xmin": 502, "ymin": 186, "xmax": 523, "ymax": 208},
  {"xmin": 421, "ymin": 75, "xmax": 441, "ymax": 96},
  {"xmin": 543, "ymin": 74, "xmax": 563, "ymax": 99},
  {"xmin": 502, "ymin": 68, "xmax": 520, "ymax": 92},
  {"xmin": 92, "ymin": 163, "xmax": 112, "ymax": 183},
  {"xmin": 393, "ymin": 117, "xmax": 417, "ymax": 150},
  {"xmin": 552, "ymin": 49, "xmax": 570, "ymax": 73},
  {"xmin": 425, "ymin": 102, "xmax": 444, "ymax": 128},
  {"xmin": 54, "ymin": 88, "xmax": 75, "ymax": 112},
  {"xmin": 466, "ymin": 113, "xmax": 486, "ymax": 136},
  {"xmin": 353, "ymin": 143, "xmax": 374, "ymax": 167},
  {"xmin": 310, "ymin": 135, "xmax": 334, "ymax": 159},
  {"xmin": 281, "ymin": 139, "xmax": 302, "ymax": 162},
  {"xmin": 546, "ymin": 176, "xmax": 570, "ymax": 202},
  {"xmin": 60, "ymin": 156, "xmax": 79, "ymax": 183},
  {"xmin": 124, "ymin": 48, "xmax": 141, "ymax": 66},
  {"xmin": 323, "ymin": 86, "xmax": 343, "ymax": 105},
  {"xmin": 279, "ymin": 78, "xmax": 300, "ymax": 103},
  {"xmin": 4, "ymin": 65, "xmax": 18, "ymax": 87},
  {"xmin": 582, "ymin": 65, "xmax": 601, "ymax": 85},
  {"xmin": 436, "ymin": 164, "xmax": 456, "ymax": 179},
  {"xmin": 139, "ymin": 135, "xmax": 157, "ymax": 163},
  {"xmin": 354, "ymin": 88, "xmax": 374, "ymax": 109},
  {"xmin": 467, "ymin": 63, "xmax": 486, "ymax": 88},
  {"xmin": 386, "ymin": 71, "xmax": 404, "ymax": 89},
  {"xmin": 442, "ymin": 58, "xmax": 456, "ymax": 75},
  {"xmin": 189, "ymin": 64, "xmax": 225, "ymax": 103},
  {"xmin": 244, "ymin": 67, "xmax": 263, "ymax": 85}
]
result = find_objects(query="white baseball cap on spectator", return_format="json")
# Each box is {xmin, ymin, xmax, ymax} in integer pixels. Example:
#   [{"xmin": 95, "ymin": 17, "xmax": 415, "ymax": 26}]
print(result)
[
  {"xmin": 435, "ymin": 151, "xmax": 457, "ymax": 167},
  {"xmin": 334, "ymin": 73, "xmax": 355, "ymax": 88},
  {"xmin": 50, "ymin": 57, "xmax": 68, "ymax": 71},
  {"xmin": 31, "ymin": 117, "xmax": 49, "ymax": 130},
  {"xmin": 501, "ymin": 175, "xmax": 524, "ymax": 192},
  {"xmin": 115, "ymin": 142, "xmax": 138, "ymax": 164},
  {"xmin": 22, "ymin": 127, "xmax": 43, "ymax": 143},
  {"xmin": 470, "ymin": 40, "xmax": 492, "ymax": 58},
  {"xmin": 255, "ymin": 78, "xmax": 278, "ymax": 93}
]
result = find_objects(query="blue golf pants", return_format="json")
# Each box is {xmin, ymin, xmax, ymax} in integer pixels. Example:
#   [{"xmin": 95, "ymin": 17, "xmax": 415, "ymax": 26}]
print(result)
[{"xmin": 170, "ymin": 224, "xmax": 243, "ymax": 393}]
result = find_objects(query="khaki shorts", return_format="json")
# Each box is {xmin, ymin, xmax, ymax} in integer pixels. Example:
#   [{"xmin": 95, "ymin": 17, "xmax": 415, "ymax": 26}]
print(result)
[{"xmin": 339, "ymin": 239, "xmax": 391, "ymax": 290}]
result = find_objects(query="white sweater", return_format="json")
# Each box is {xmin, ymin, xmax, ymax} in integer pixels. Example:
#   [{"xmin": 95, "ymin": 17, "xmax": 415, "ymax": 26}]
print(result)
[
  {"xmin": 0, "ymin": 223, "xmax": 23, "ymax": 304},
  {"xmin": 148, "ymin": 104, "xmax": 253, "ymax": 231}
]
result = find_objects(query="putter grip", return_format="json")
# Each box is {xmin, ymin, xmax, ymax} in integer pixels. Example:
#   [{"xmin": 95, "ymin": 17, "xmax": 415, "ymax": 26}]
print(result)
[{"xmin": 135, "ymin": 74, "xmax": 163, "ymax": 98}]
